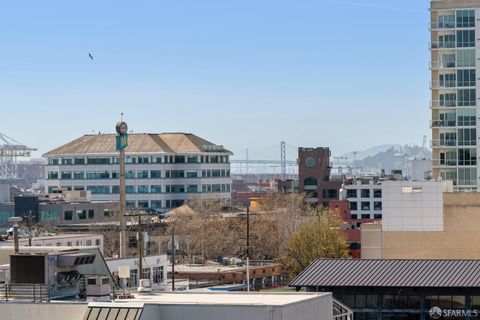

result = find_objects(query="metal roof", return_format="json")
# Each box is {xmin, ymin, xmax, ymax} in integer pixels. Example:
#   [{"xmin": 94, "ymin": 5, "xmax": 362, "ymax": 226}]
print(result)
[{"xmin": 289, "ymin": 259, "xmax": 480, "ymax": 288}]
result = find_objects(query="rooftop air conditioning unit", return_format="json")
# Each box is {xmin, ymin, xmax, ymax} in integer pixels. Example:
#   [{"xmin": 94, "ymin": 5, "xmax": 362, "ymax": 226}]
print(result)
[
  {"xmin": 86, "ymin": 276, "xmax": 110, "ymax": 298},
  {"xmin": 138, "ymin": 279, "xmax": 152, "ymax": 293}
]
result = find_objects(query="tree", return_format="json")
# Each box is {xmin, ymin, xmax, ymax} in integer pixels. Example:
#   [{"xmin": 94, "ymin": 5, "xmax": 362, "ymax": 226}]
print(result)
[{"xmin": 281, "ymin": 210, "xmax": 349, "ymax": 279}]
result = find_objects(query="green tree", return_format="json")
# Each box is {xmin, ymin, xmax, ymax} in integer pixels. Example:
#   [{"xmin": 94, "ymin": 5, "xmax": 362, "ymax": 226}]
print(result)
[{"xmin": 282, "ymin": 210, "xmax": 349, "ymax": 279}]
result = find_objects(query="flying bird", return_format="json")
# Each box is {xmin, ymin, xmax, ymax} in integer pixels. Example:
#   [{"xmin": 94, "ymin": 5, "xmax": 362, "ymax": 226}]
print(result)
[{"xmin": 88, "ymin": 53, "xmax": 94, "ymax": 60}]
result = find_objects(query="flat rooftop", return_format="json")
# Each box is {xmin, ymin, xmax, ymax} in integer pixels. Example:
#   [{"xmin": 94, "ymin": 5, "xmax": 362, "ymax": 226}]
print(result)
[
  {"xmin": 107, "ymin": 292, "xmax": 328, "ymax": 306},
  {"xmin": 173, "ymin": 263, "xmax": 277, "ymax": 273}
]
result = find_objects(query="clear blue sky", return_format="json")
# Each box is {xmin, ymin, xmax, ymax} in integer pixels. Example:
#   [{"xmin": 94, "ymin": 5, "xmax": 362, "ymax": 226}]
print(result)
[{"xmin": 0, "ymin": 0, "xmax": 430, "ymax": 160}]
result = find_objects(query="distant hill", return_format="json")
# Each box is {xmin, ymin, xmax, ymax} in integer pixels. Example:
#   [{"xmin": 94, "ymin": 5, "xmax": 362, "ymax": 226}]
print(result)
[{"xmin": 339, "ymin": 144, "xmax": 432, "ymax": 174}]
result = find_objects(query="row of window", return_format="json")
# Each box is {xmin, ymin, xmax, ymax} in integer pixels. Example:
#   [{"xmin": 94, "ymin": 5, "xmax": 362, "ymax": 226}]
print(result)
[
  {"xmin": 48, "ymin": 155, "xmax": 230, "ymax": 165},
  {"xmin": 439, "ymin": 167, "xmax": 477, "ymax": 186},
  {"xmin": 438, "ymin": 89, "xmax": 476, "ymax": 107},
  {"xmin": 48, "ymin": 169, "xmax": 231, "ymax": 180},
  {"xmin": 346, "ymin": 189, "xmax": 382, "ymax": 199},
  {"xmin": 341, "ymin": 294, "xmax": 475, "ymax": 310},
  {"xmin": 50, "ymin": 184, "xmax": 231, "ymax": 194},
  {"xmin": 439, "ymin": 148, "xmax": 476, "ymax": 166},
  {"xmin": 437, "ymin": 49, "xmax": 475, "ymax": 69},
  {"xmin": 113, "ymin": 266, "xmax": 164, "ymax": 288},
  {"xmin": 350, "ymin": 214, "xmax": 382, "ymax": 220},
  {"xmin": 0, "ymin": 211, "xmax": 14, "ymax": 222},
  {"xmin": 437, "ymin": 69, "xmax": 476, "ymax": 87},
  {"xmin": 434, "ymin": 10, "xmax": 474, "ymax": 29},
  {"xmin": 350, "ymin": 201, "xmax": 382, "ymax": 211},
  {"xmin": 439, "ymin": 129, "xmax": 476, "ymax": 146}
]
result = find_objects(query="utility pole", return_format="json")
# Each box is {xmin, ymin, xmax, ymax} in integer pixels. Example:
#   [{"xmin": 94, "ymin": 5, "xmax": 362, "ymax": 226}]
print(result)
[
  {"xmin": 246, "ymin": 205, "xmax": 250, "ymax": 292},
  {"xmin": 171, "ymin": 222, "xmax": 175, "ymax": 292},
  {"xmin": 116, "ymin": 117, "xmax": 128, "ymax": 258},
  {"xmin": 138, "ymin": 210, "xmax": 143, "ymax": 280}
]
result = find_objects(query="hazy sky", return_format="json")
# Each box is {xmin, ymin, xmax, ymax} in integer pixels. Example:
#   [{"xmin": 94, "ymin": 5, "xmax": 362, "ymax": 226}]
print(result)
[{"xmin": 0, "ymin": 0, "xmax": 430, "ymax": 160}]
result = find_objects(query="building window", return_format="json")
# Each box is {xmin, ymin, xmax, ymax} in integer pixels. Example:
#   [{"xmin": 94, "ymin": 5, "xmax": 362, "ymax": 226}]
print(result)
[
  {"xmin": 373, "ymin": 189, "xmax": 381, "ymax": 198},
  {"xmin": 361, "ymin": 189, "xmax": 370, "ymax": 198},
  {"xmin": 151, "ymin": 185, "xmax": 162, "ymax": 193},
  {"xmin": 374, "ymin": 214, "xmax": 382, "ymax": 219},
  {"xmin": 174, "ymin": 155, "xmax": 185, "ymax": 163},
  {"xmin": 151, "ymin": 156, "xmax": 162, "ymax": 164},
  {"xmin": 187, "ymin": 156, "xmax": 198, "ymax": 163},
  {"xmin": 350, "ymin": 202, "xmax": 358, "ymax": 211},
  {"xmin": 458, "ymin": 128, "xmax": 476, "ymax": 146},
  {"xmin": 137, "ymin": 185, "xmax": 149, "ymax": 194},
  {"xmin": 112, "ymin": 186, "xmax": 119, "ymax": 194},
  {"xmin": 458, "ymin": 168, "xmax": 476, "ymax": 186},
  {"xmin": 137, "ymin": 171, "xmax": 148, "ymax": 179},
  {"xmin": 74, "ymin": 171, "xmax": 85, "ymax": 179},
  {"xmin": 187, "ymin": 185, "xmax": 198, "ymax": 193},
  {"xmin": 64, "ymin": 211, "xmax": 73, "ymax": 221},
  {"xmin": 374, "ymin": 202, "xmax": 382, "ymax": 211},
  {"xmin": 48, "ymin": 172, "xmax": 59, "ymax": 179},
  {"xmin": 87, "ymin": 186, "xmax": 110, "ymax": 194},
  {"xmin": 74, "ymin": 157, "xmax": 85, "ymax": 165},
  {"xmin": 346, "ymin": 189, "xmax": 357, "ymax": 198},
  {"xmin": 186, "ymin": 171, "xmax": 197, "ymax": 178},
  {"xmin": 95, "ymin": 239, "xmax": 101, "ymax": 246},
  {"xmin": 48, "ymin": 158, "xmax": 59, "ymax": 165},
  {"xmin": 61, "ymin": 171, "xmax": 72, "ymax": 179},
  {"xmin": 126, "ymin": 185, "xmax": 135, "ymax": 194},
  {"xmin": 458, "ymin": 148, "xmax": 476, "ymax": 166},
  {"xmin": 40, "ymin": 211, "xmax": 59, "ymax": 221},
  {"xmin": 361, "ymin": 202, "xmax": 370, "ymax": 211},
  {"xmin": 138, "ymin": 157, "xmax": 149, "ymax": 164},
  {"xmin": 77, "ymin": 210, "xmax": 87, "ymax": 220},
  {"xmin": 457, "ymin": 108, "xmax": 476, "ymax": 126},
  {"xmin": 153, "ymin": 266, "xmax": 164, "ymax": 283},
  {"xmin": 151, "ymin": 200, "xmax": 162, "ymax": 208},
  {"xmin": 104, "ymin": 209, "xmax": 114, "ymax": 217},
  {"xmin": 127, "ymin": 269, "xmax": 138, "ymax": 287},
  {"xmin": 138, "ymin": 201, "xmax": 148, "ymax": 208},
  {"xmin": 150, "ymin": 170, "xmax": 161, "ymax": 178},
  {"xmin": 304, "ymin": 177, "xmax": 317, "ymax": 186},
  {"xmin": 125, "ymin": 171, "xmax": 135, "ymax": 179},
  {"xmin": 457, "ymin": 69, "xmax": 475, "ymax": 87},
  {"xmin": 456, "ymin": 10, "xmax": 475, "ymax": 28},
  {"xmin": 457, "ymin": 30, "xmax": 475, "ymax": 48},
  {"xmin": 361, "ymin": 214, "xmax": 370, "ymax": 219},
  {"xmin": 426, "ymin": 296, "xmax": 465, "ymax": 309},
  {"xmin": 87, "ymin": 157, "xmax": 110, "ymax": 165},
  {"xmin": 88, "ymin": 209, "xmax": 94, "ymax": 219}
]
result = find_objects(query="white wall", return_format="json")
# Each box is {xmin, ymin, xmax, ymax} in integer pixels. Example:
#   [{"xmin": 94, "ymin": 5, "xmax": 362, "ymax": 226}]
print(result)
[
  {"xmin": 382, "ymin": 181, "xmax": 453, "ymax": 231},
  {"xmin": 0, "ymin": 303, "xmax": 87, "ymax": 320}
]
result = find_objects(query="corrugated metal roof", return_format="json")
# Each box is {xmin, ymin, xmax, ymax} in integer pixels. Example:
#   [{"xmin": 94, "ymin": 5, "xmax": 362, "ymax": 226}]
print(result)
[
  {"xmin": 289, "ymin": 259, "xmax": 480, "ymax": 288},
  {"xmin": 43, "ymin": 133, "xmax": 232, "ymax": 156}
]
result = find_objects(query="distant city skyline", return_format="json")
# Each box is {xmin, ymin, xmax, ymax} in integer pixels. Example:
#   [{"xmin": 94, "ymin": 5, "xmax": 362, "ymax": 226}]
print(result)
[{"xmin": 1, "ymin": 0, "xmax": 430, "ymax": 160}]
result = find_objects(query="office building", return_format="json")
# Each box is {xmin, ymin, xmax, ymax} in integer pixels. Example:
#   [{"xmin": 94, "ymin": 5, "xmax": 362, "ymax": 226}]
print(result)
[
  {"xmin": 43, "ymin": 133, "xmax": 232, "ymax": 212},
  {"xmin": 430, "ymin": 1, "xmax": 478, "ymax": 191}
]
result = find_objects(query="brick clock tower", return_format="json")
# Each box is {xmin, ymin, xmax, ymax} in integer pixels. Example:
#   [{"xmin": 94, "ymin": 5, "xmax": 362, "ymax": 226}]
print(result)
[{"xmin": 298, "ymin": 147, "xmax": 341, "ymax": 206}]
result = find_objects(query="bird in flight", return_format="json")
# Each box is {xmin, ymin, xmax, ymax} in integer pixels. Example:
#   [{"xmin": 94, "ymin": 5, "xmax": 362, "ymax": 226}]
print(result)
[{"xmin": 88, "ymin": 53, "xmax": 94, "ymax": 60}]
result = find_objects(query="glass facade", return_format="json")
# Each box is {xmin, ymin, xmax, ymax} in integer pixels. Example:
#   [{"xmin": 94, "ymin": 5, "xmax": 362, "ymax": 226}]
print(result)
[{"xmin": 431, "ymin": 8, "xmax": 478, "ymax": 191}]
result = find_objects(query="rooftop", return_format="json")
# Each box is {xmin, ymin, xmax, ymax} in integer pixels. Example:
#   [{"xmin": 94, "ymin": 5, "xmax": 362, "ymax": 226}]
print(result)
[
  {"xmin": 105, "ymin": 292, "xmax": 328, "ymax": 306},
  {"xmin": 43, "ymin": 133, "xmax": 232, "ymax": 156},
  {"xmin": 290, "ymin": 259, "xmax": 480, "ymax": 288}
]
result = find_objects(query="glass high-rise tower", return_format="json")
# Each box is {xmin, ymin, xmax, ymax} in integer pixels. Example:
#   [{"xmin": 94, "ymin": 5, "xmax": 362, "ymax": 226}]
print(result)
[{"xmin": 430, "ymin": 1, "xmax": 478, "ymax": 191}]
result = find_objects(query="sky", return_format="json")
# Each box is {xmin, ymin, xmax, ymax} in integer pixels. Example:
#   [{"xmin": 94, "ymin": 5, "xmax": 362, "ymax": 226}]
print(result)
[{"xmin": 0, "ymin": 0, "xmax": 431, "ymax": 160}]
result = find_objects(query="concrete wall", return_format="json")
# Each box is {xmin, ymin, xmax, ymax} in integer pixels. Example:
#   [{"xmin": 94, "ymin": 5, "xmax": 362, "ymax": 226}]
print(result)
[
  {"xmin": 382, "ymin": 181, "xmax": 452, "ymax": 232},
  {"xmin": 0, "ymin": 302, "xmax": 87, "ymax": 320}
]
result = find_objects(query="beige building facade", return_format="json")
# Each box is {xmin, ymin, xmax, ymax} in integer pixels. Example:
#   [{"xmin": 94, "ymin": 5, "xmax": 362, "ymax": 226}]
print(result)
[{"xmin": 362, "ymin": 192, "xmax": 480, "ymax": 259}]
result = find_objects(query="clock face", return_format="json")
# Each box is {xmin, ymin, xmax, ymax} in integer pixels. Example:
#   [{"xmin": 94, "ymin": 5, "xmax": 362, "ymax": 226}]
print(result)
[{"xmin": 306, "ymin": 157, "xmax": 316, "ymax": 167}]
